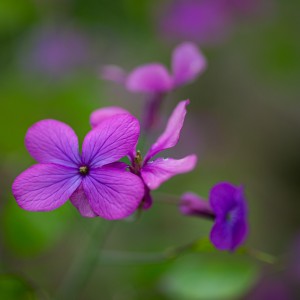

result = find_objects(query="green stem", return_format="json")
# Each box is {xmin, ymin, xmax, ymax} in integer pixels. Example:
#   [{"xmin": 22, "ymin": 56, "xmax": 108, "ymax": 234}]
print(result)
[{"xmin": 56, "ymin": 219, "xmax": 113, "ymax": 300}]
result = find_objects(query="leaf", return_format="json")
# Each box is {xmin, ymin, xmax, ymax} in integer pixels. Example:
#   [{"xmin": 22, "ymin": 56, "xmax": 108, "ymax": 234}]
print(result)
[{"xmin": 161, "ymin": 253, "xmax": 259, "ymax": 300}]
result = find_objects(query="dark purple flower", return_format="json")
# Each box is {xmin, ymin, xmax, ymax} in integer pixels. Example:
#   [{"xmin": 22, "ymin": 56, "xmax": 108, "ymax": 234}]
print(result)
[
  {"xmin": 91, "ymin": 100, "xmax": 198, "ymax": 209},
  {"xmin": 12, "ymin": 115, "xmax": 144, "ymax": 220},
  {"xmin": 101, "ymin": 43, "xmax": 206, "ymax": 130},
  {"xmin": 180, "ymin": 182, "xmax": 248, "ymax": 251}
]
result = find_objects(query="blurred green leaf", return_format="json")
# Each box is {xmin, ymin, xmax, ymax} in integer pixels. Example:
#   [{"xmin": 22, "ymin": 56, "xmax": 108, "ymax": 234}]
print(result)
[
  {"xmin": 0, "ymin": 274, "xmax": 36, "ymax": 300},
  {"xmin": 2, "ymin": 198, "xmax": 75, "ymax": 256},
  {"xmin": 161, "ymin": 253, "xmax": 259, "ymax": 300}
]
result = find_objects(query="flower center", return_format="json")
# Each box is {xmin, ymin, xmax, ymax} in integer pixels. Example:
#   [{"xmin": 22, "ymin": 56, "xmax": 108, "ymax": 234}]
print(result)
[
  {"xmin": 79, "ymin": 165, "xmax": 89, "ymax": 175},
  {"xmin": 131, "ymin": 150, "xmax": 143, "ymax": 174}
]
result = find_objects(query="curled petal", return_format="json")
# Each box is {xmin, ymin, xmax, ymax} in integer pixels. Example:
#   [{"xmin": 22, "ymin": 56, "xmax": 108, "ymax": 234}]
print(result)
[
  {"xmin": 172, "ymin": 42, "xmax": 207, "ymax": 87},
  {"xmin": 70, "ymin": 184, "xmax": 97, "ymax": 218},
  {"xmin": 180, "ymin": 192, "xmax": 214, "ymax": 219},
  {"xmin": 141, "ymin": 155, "xmax": 197, "ymax": 190},
  {"xmin": 126, "ymin": 64, "xmax": 173, "ymax": 93},
  {"xmin": 90, "ymin": 106, "xmax": 131, "ymax": 129},
  {"xmin": 82, "ymin": 114, "xmax": 140, "ymax": 168},
  {"xmin": 82, "ymin": 164, "xmax": 144, "ymax": 220},
  {"xmin": 145, "ymin": 100, "xmax": 189, "ymax": 161},
  {"xmin": 25, "ymin": 119, "xmax": 80, "ymax": 167},
  {"xmin": 12, "ymin": 164, "xmax": 81, "ymax": 212}
]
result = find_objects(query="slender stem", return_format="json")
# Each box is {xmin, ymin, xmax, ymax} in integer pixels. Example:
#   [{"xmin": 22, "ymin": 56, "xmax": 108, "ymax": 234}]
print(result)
[
  {"xmin": 56, "ymin": 219, "xmax": 113, "ymax": 300},
  {"xmin": 246, "ymin": 248, "xmax": 277, "ymax": 264}
]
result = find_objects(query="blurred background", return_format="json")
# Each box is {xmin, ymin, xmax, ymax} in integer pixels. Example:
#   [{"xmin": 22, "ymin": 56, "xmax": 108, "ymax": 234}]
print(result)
[{"xmin": 0, "ymin": 0, "xmax": 300, "ymax": 299}]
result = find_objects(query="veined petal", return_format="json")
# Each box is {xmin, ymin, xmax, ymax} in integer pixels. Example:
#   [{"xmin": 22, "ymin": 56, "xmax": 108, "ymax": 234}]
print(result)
[
  {"xmin": 145, "ymin": 100, "xmax": 189, "ymax": 161},
  {"xmin": 82, "ymin": 164, "xmax": 144, "ymax": 220},
  {"xmin": 172, "ymin": 42, "xmax": 207, "ymax": 87},
  {"xmin": 12, "ymin": 164, "xmax": 81, "ymax": 212},
  {"xmin": 141, "ymin": 155, "xmax": 197, "ymax": 190},
  {"xmin": 126, "ymin": 64, "xmax": 173, "ymax": 93},
  {"xmin": 90, "ymin": 106, "xmax": 131, "ymax": 129},
  {"xmin": 70, "ymin": 184, "xmax": 97, "ymax": 218},
  {"xmin": 82, "ymin": 114, "xmax": 140, "ymax": 168},
  {"xmin": 25, "ymin": 119, "xmax": 80, "ymax": 167}
]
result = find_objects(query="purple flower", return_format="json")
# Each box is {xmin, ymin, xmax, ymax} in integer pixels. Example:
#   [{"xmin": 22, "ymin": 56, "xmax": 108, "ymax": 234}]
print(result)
[
  {"xmin": 91, "ymin": 100, "xmax": 198, "ymax": 209},
  {"xmin": 101, "ymin": 43, "xmax": 206, "ymax": 130},
  {"xmin": 159, "ymin": 0, "xmax": 271, "ymax": 45},
  {"xmin": 12, "ymin": 114, "xmax": 144, "ymax": 220},
  {"xmin": 180, "ymin": 182, "xmax": 248, "ymax": 251},
  {"xmin": 23, "ymin": 24, "xmax": 89, "ymax": 77},
  {"xmin": 159, "ymin": 0, "xmax": 233, "ymax": 45}
]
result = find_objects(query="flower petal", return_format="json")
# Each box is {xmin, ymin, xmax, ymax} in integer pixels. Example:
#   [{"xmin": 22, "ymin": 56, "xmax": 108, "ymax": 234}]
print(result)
[
  {"xmin": 209, "ymin": 182, "xmax": 241, "ymax": 217},
  {"xmin": 172, "ymin": 42, "xmax": 207, "ymax": 87},
  {"xmin": 70, "ymin": 184, "xmax": 97, "ymax": 218},
  {"xmin": 141, "ymin": 155, "xmax": 197, "ymax": 190},
  {"xmin": 90, "ymin": 106, "xmax": 131, "ymax": 129},
  {"xmin": 145, "ymin": 100, "xmax": 189, "ymax": 161},
  {"xmin": 210, "ymin": 218, "xmax": 248, "ymax": 251},
  {"xmin": 12, "ymin": 164, "xmax": 81, "ymax": 211},
  {"xmin": 25, "ymin": 119, "xmax": 80, "ymax": 167},
  {"xmin": 101, "ymin": 65, "xmax": 127, "ymax": 84},
  {"xmin": 126, "ymin": 64, "xmax": 173, "ymax": 93},
  {"xmin": 180, "ymin": 192, "xmax": 214, "ymax": 218},
  {"xmin": 82, "ymin": 164, "xmax": 144, "ymax": 220},
  {"xmin": 82, "ymin": 114, "xmax": 140, "ymax": 168}
]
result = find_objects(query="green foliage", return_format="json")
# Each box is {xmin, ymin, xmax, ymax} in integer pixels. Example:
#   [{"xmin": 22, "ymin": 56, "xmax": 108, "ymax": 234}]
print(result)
[
  {"xmin": 161, "ymin": 253, "xmax": 259, "ymax": 300},
  {"xmin": 0, "ymin": 275, "xmax": 36, "ymax": 300}
]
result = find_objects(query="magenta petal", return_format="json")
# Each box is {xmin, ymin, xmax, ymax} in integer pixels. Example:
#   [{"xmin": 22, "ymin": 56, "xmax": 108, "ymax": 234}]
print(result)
[
  {"xmin": 126, "ymin": 64, "xmax": 173, "ymax": 93},
  {"xmin": 141, "ymin": 155, "xmax": 197, "ymax": 190},
  {"xmin": 145, "ymin": 100, "xmax": 189, "ymax": 161},
  {"xmin": 70, "ymin": 184, "xmax": 97, "ymax": 218},
  {"xmin": 172, "ymin": 42, "xmax": 207, "ymax": 87},
  {"xmin": 82, "ymin": 165, "xmax": 144, "ymax": 220},
  {"xmin": 180, "ymin": 192, "xmax": 214, "ymax": 218},
  {"xmin": 90, "ymin": 106, "xmax": 131, "ymax": 129},
  {"xmin": 82, "ymin": 114, "xmax": 140, "ymax": 168},
  {"xmin": 25, "ymin": 119, "xmax": 80, "ymax": 167},
  {"xmin": 12, "ymin": 164, "xmax": 81, "ymax": 211}
]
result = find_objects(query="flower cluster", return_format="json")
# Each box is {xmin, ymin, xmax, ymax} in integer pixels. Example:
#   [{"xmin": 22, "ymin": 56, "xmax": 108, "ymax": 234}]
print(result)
[{"xmin": 12, "ymin": 41, "xmax": 248, "ymax": 252}]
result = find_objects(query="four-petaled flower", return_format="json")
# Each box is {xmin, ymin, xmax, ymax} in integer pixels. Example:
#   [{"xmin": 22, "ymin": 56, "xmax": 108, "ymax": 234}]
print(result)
[
  {"xmin": 12, "ymin": 114, "xmax": 144, "ymax": 220},
  {"xmin": 91, "ymin": 100, "xmax": 198, "ymax": 209},
  {"xmin": 180, "ymin": 182, "xmax": 248, "ymax": 251},
  {"xmin": 101, "ymin": 42, "xmax": 206, "ymax": 130}
]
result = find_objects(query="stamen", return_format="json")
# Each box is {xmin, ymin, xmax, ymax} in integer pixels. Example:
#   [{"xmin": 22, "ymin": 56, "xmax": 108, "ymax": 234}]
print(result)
[{"xmin": 79, "ymin": 165, "xmax": 89, "ymax": 175}]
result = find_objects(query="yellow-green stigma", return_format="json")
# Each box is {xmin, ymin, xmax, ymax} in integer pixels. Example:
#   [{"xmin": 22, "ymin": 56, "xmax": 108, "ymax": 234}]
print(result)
[
  {"xmin": 79, "ymin": 165, "xmax": 89, "ymax": 175},
  {"xmin": 134, "ymin": 150, "xmax": 143, "ymax": 167}
]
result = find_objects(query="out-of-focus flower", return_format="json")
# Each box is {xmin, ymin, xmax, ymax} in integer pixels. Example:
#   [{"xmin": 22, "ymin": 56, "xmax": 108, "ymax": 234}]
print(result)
[
  {"xmin": 101, "ymin": 42, "xmax": 206, "ymax": 130},
  {"xmin": 12, "ymin": 115, "xmax": 144, "ymax": 220},
  {"xmin": 159, "ymin": 0, "xmax": 271, "ymax": 45},
  {"xmin": 180, "ymin": 182, "xmax": 248, "ymax": 251},
  {"xmin": 91, "ymin": 100, "xmax": 198, "ymax": 209},
  {"xmin": 22, "ymin": 24, "xmax": 90, "ymax": 77}
]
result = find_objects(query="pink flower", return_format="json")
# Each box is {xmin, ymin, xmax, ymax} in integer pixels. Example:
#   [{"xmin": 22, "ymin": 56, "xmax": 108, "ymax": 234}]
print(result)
[
  {"xmin": 102, "ymin": 42, "xmax": 206, "ymax": 93},
  {"xmin": 101, "ymin": 43, "xmax": 206, "ymax": 130},
  {"xmin": 12, "ymin": 114, "xmax": 144, "ymax": 220},
  {"xmin": 91, "ymin": 100, "xmax": 198, "ymax": 209}
]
